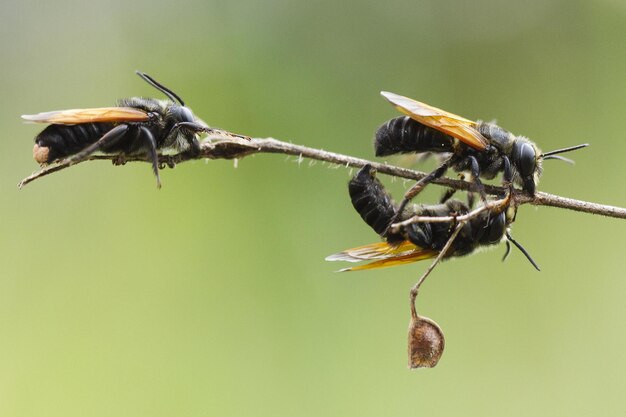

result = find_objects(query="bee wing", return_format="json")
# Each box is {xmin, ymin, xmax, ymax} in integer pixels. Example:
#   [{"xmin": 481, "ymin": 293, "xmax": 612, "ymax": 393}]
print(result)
[
  {"xmin": 381, "ymin": 91, "xmax": 488, "ymax": 151},
  {"xmin": 338, "ymin": 252, "xmax": 439, "ymax": 271},
  {"xmin": 326, "ymin": 241, "xmax": 417, "ymax": 262},
  {"xmin": 326, "ymin": 241, "xmax": 438, "ymax": 271},
  {"xmin": 21, "ymin": 107, "xmax": 150, "ymax": 124}
]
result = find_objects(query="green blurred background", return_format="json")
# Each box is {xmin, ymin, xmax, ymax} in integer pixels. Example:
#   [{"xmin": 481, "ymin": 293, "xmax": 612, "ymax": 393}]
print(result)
[{"xmin": 1, "ymin": 0, "xmax": 626, "ymax": 415}]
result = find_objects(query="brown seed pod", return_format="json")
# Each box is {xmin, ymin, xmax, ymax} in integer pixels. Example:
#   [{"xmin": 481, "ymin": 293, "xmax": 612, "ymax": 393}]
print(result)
[{"xmin": 408, "ymin": 313, "xmax": 445, "ymax": 369}]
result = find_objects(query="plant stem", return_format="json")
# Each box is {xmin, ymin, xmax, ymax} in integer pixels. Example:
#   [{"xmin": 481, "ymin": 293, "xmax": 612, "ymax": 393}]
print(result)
[{"xmin": 19, "ymin": 137, "xmax": 626, "ymax": 220}]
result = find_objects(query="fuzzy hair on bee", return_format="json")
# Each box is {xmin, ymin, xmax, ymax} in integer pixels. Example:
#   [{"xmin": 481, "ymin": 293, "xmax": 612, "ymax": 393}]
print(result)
[
  {"xmin": 115, "ymin": 97, "xmax": 202, "ymax": 154},
  {"xmin": 22, "ymin": 71, "xmax": 249, "ymax": 188}
]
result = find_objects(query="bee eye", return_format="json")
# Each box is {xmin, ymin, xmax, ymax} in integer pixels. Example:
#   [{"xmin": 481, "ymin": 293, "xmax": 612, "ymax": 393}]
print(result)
[
  {"xmin": 171, "ymin": 106, "xmax": 194, "ymax": 123},
  {"xmin": 180, "ymin": 107, "xmax": 194, "ymax": 123},
  {"xmin": 485, "ymin": 212, "xmax": 506, "ymax": 244},
  {"xmin": 515, "ymin": 142, "xmax": 536, "ymax": 177}
]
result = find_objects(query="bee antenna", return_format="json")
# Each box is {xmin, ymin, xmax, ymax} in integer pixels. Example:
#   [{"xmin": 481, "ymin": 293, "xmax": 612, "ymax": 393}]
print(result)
[
  {"xmin": 502, "ymin": 240, "xmax": 512, "ymax": 262},
  {"xmin": 541, "ymin": 143, "xmax": 589, "ymax": 158},
  {"xmin": 542, "ymin": 155, "xmax": 575, "ymax": 164},
  {"xmin": 135, "ymin": 71, "xmax": 186, "ymax": 106},
  {"xmin": 505, "ymin": 231, "xmax": 540, "ymax": 271}
]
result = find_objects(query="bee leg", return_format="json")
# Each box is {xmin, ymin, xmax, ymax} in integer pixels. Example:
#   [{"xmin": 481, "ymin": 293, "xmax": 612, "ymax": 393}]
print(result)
[
  {"xmin": 499, "ymin": 156, "xmax": 518, "ymax": 220},
  {"xmin": 112, "ymin": 154, "xmax": 128, "ymax": 166},
  {"xmin": 387, "ymin": 160, "xmax": 451, "ymax": 233},
  {"xmin": 62, "ymin": 124, "xmax": 129, "ymax": 165},
  {"xmin": 466, "ymin": 191, "xmax": 475, "ymax": 209},
  {"xmin": 440, "ymin": 174, "xmax": 474, "ymax": 206},
  {"xmin": 501, "ymin": 155, "xmax": 515, "ymax": 197},
  {"xmin": 467, "ymin": 156, "xmax": 488, "ymax": 204},
  {"xmin": 167, "ymin": 122, "xmax": 250, "ymax": 160},
  {"xmin": 439, "ymin": 188, "xmax": 456, "ymax": 204},
  {"xmin": 164, "ymin": 122, "xmax": 207, "ymax": 158},
  {"xmin": 139, "ymin": 126, "xmax": 162, "ymax": 189},
  {"xmin": 158, "ymin": 157, "xmax": 177, "ymax": 170},
  {"xmin": 184, "ymin": 136, "xmax": 201, "ymax": 157},
  {"xmin": 177, "ymin": 122, "xmax": 250, "ymax": 141},
  {"xmin": 459, "ymin": 173, "xmax": 476, "ymax": 207}
]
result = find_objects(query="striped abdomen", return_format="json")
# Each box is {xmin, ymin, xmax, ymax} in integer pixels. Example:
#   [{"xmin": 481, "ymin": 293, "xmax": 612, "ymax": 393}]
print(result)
[
  {"xmin": 374, "ymin": 116, "xmax": 454, "ymax": 157},
  {"xmin": 349, "ymin": 165, "xmax": 403, "ymax": 241},
  {"xmin": 33, "ymin": 122, "xmax": 116, "ymax": 163}
]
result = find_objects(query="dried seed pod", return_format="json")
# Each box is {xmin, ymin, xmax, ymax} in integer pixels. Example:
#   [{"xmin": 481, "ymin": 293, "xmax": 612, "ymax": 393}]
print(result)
[{"xmin": 408, "ymin": 313, "xmax": 445, "ymax": 369}]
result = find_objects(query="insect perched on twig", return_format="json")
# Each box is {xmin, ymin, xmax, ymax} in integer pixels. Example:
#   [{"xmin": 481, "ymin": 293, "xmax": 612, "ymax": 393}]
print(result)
[
  {"xmin": 22, "ymin": 71, "xmax": 249, "ymax": 188},
  {"xmin": 326, "ymin": 164, "xmax": 539, "ymax": 271},
  {"xmin": 327, "ymin": 164, "xmax": 541, "ymax": 368},
  {"xmin": 375, "ymin": 91, "xmax": 588, "ymax": 226}
]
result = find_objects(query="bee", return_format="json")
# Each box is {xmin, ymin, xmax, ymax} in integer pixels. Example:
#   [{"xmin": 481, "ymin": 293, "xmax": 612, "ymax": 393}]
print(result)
[
  {"xmin": 375, "ymin": 92, "xmax": 588, "ymax": 219},
  {"xmin": 326, "ymin": 164, "xmax": 539, "ymax": 271},
  {"xmin": 22, "ymin": 71, "xmax": 248, "ymax": 188}
]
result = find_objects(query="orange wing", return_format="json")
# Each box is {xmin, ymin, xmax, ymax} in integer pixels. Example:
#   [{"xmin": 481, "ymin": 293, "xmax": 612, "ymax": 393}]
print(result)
[
  {"xmin": 326, "ymin": 240, "xmax": 438, "ymax": 272},
  {"xmin": 21, "ymin": 107, "xmax": 150, "ymax": 125},
  {"xmin": 380, "ymin": 91, "xmax": 488, "ymax": 151}
]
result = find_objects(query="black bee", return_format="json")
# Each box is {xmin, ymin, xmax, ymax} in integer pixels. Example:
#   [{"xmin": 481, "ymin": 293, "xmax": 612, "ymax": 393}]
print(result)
[
  {"xmin": 375, "ymin": 92, "xmax": 588, "ymax": 218},
  {"xmin": 22, "ymin": 71, "xmax": 248, "ymax": 188},
  {"xmin": 326, "ymin": 164, "xmax": 538, "ymax": 271}
]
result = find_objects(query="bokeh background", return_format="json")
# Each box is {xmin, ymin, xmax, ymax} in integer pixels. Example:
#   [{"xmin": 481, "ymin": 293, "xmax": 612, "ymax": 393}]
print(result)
[{"xmin": 1, "ymin": 0, "xmax": 626, "ymax": 416}]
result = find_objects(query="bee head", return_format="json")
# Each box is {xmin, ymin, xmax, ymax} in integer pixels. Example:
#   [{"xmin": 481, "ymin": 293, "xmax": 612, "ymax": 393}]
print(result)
[
  {"xmin": 480, "ymin": 211, "xmax": 507, "ymax": 244},
  {"xmin": 512, "ymin": 140, "xmax": 538, "ymax": 195},
  {"xmin": 168, "ymin": 105, "xmax": 195, "ymax": 124}
]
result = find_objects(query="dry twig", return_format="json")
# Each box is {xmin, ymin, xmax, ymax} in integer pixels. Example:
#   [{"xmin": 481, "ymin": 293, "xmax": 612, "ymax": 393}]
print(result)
[
  {"xmin": 391, "ymin": 196, "xmax": 511, "ymax": 232},
  {"xmin": 18, "ymin": 136, "xmax": 626, "ymax": 220}
]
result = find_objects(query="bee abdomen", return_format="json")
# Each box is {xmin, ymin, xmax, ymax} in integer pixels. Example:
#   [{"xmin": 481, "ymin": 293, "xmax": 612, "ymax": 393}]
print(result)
[
  {"xmin": 34, "ymin": 122, "xmax": 115, "ymax": 163},
  {"xmin": 349, "ymin": 165, "xmax": 400, "ymax": 239},
  {"xmin": 374, "ymin": 116, "xmax": 454, "ymax": 157}
]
